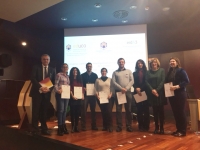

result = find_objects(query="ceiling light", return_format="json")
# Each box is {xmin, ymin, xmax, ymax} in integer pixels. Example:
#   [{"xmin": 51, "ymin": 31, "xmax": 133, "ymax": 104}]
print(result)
[
  {"xmin": 145, "ymin": 7, "xmax": 149, "ymax": 10},
  {"xmin": 22, "ymin": 42, "xmax": 27, "ymax": 46},
  {"xmin": 122, "ymin": 20, "xmax": 128, "ymax": 23},
  {"xmin": 61, "ymin": 17, "xmax": 67, "ymax": 21},
  {"xmin": 130, "ymin": 6, "xmax": 137, "ymax": 9},
  {"xmin": 94, "ymin": 3, "xmax": 101, "ymax": 8},
  {"xmin": 163, "ymin": 7, "xmax": 170, "ymax": 11},
  {"xmin": 92, "ymin": 19, "xmax": 98, "ymax": 22}
]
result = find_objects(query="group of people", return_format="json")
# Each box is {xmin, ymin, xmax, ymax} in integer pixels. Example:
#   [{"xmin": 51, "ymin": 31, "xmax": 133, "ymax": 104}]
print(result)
[{"xmin": 30, "ymin": 54, "xmax": 189, "ymax": 138}]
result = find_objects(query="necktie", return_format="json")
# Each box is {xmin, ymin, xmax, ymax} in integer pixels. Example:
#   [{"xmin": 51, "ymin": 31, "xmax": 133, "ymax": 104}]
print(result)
[{"xmin": 44, "ymin": 67, "xmax": 48, "ymax": 78}]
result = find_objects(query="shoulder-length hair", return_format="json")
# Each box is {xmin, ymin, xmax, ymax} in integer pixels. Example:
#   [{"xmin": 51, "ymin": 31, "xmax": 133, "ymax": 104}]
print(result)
[
  {"xmin": 69, "ymin": 67, "xmax": 82, "ymax": 84},
  {"xmin": 135, "ymin": 59, "xmax": 147, "ymax": 73},
  {"xmin": 168, "ymin": 57, "xmax": 181, "ymax": 71},
  {"xmin": 149, "ymin": 58, "xmax": 161, "ymax": 70}
]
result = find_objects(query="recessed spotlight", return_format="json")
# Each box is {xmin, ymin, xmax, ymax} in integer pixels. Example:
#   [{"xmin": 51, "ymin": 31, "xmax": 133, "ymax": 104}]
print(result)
[
  {"xmin": 94, "ymin": 3, "xmax": 101, "ymax": 8},
  {"xmin": 22, "ymin": 42, "xmax": 27, "ymax": 46},
  {"xmin": 61, "ymin": 17, "xmax": 67, "ymax": 21},
  {"xmin": 92, "ymin": 19, "xmax": 98, "ymax": 22},
  {"xmin": 145, "ymin": 7, "xmax": 149, "ymax": 10},
  {"xmin": 122, "ymin": 20, "xmax": 128, "ymax": 23},
  {"xmin": 130, "ymin": 6, "xmax": 137, "ymax": 9},
  {"xmin": 163, "ymin": 7, "xmax": 170, "ymax": 11}
]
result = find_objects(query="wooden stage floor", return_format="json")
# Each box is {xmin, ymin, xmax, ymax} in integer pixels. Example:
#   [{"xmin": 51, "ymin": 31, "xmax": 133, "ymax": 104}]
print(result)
[{"xmin": 38, "ymin": 113, "xmax": 200, "ymax": 150}]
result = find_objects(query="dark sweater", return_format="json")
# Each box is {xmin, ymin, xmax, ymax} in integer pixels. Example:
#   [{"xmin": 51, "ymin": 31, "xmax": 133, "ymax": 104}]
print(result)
[{"xmin": 81, "ymin": 72, "xmax": 98, "ymax": 88}]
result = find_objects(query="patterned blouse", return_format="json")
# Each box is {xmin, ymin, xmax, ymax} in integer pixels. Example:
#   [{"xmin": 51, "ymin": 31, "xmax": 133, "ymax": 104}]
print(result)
[{"xmin": 54, "ymin": 72, "xmax": 70, "ymax": 92}]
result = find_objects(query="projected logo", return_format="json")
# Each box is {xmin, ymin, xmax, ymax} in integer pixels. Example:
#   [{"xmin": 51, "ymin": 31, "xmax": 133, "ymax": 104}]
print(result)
[
  {"xmin": 100, "ymin": 42, "xmax": 107, "ymax": 49},
  {"xmin": 127, "ymin": 40, "xmax": 137, "ymax": 45},
  {"xmin": 66, "ymin": 44, "xmax": 71, "ymax": 50}
]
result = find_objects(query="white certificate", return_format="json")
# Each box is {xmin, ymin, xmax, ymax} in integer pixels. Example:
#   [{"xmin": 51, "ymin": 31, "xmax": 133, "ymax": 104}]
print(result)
[
  {"xmin": 99, "ymin": 91, "xmax": 109, "ymax": 104},
  {"xmin": 116, "ymin": 92, "xmax": 127, "ymax": 105},
  {"xmin": 131, "ymin": 87, "xmax": 134, "ymax": 92},
  {"xmin": 133, "ymin": 91, "xmax": 147, "ymax": 103},
  {"xmin": 61, "ymin": 85, "xmax": 70, "ymax": 99},
  {"xmin": 86, "ymin": 84, "xmax": 95, "ymax": 96},
  {"xmin": 74, "ymin": 86, "xmax": 82, "ymax": 99},
  {"xmin": 164, "ymin": 82, "xmax": 174, "ymax": 97}
]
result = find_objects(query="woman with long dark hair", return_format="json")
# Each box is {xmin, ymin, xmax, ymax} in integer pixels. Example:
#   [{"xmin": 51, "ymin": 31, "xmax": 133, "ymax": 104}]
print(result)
[
  {"xmin": 69, "ymin": 67, "xmax": 84, "ymax": 133},
  {"xmin": 54, "ymin": 63, "xmax": 70, "ymax": 136},
  {"xmin": 145, "ymin": 58, "xmax": 166, "ymax": 134},
  {"xmin": 133, "ymin": 59, "xmax": 150, "ymax": 131},
  {"xmin": 166, "ymin": 57, "xmax": 189, "ymax": 137}
]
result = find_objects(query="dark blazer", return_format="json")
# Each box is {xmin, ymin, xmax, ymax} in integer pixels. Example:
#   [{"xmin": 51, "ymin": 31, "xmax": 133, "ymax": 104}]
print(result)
[
  {"xmin": 133, "ymin": 71, "xmax": 146, "ymax": 94},
  {"xmin": 30, "ymin": 65, "xmax": 56, "ymax": 97},
  {"xmin": 166, "ymin": 68, "xmax": 189, "ymax": 93}
]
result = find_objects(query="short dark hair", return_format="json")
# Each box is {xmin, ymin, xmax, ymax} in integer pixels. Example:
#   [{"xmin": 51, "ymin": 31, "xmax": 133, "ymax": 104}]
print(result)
[
  {"xmin": 61, "ymin": 63, "xmax": 68, "ymax": 68},
  {"xmin": 86, "ymin": 62, "xmax": 92, "ymax": 67},
  {"xmin": 117, "ymin": 58, "xmax": 125, "ymax": 63},
  {"xmin": 101, "ymin": 68, "xmax": 108, "ymax": 73}
]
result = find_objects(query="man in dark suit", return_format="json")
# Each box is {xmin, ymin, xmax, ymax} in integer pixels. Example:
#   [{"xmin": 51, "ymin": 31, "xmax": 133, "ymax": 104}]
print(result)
[{"xmin": 30, "ymin": 54, "xmax": 56, "ymax": 135}]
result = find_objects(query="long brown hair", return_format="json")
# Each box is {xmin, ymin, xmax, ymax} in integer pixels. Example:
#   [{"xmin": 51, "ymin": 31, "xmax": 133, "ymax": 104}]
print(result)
[{"xmin": 168, "ymin": 57, "xmax": 181, "ymax": 71}]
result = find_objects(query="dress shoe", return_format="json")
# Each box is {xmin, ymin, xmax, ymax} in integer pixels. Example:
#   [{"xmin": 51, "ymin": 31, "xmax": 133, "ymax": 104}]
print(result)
[
  {"xmin": 81, "ymin": 127, "xmax": 86, "ymax": 131},
  {"xmin": 41, "ymin": 130, "xmax": 51, "ymax": 136},
  {"xmin": 91, "ymin": 126, "xmax": 98, "ymax": 131},
  {"xmin": 173, "ymin": 132, "xmax": 186, "ymax": 137},
  {"xmin": 108, "ymin": 128, "xmax": 113, "ymax": 132},
  {"xmin": 116, "ymin": 127, "xmax": 122, "ymax": 132},
  {"xmin": 171, "ymin": 131, "xmax": 178, "ymax": 136},
  {"xmin": 57, "ymin": 125, "xmax": 64, "ymax": 136},
  {"xmin": 160, "ymin": 129, "xmax": 164, "ymax": 135},
  {"xmin": 126, "ymin": 127, "xmax": 133, "ymax": 132},
  {"xmin": 74, "ymin": 127, "xmax": 79, "ymax": 132},
  {"xmin": 154, "ymin": 129, "xmax": 159, "ymax": 134},
  {"xmin": 62, "ymin": 124, "xmax": 69, "ymax": 134},
  {"xmin": 102, "ymin": 127, "xmax": 107, "ymax": 131}
]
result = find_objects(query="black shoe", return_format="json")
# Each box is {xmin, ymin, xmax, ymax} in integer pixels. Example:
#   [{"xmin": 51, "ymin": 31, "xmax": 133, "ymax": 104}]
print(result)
[
  {"xmin": 92, "ymin": 126, "xmax": 98, "ymax": 131},
  {"xmin": 57, "ymin": 125, "xmax": 64, "ymax": 136},
  {"xmin": 102, "ymin": 127, "xmax": 107, "ymax": 131},
  {"xmin": 126, "ymin": 127, "xmax": 133, "ymax": 132},
  {"xmin": 108, "ymin": 128, "xmax": 113, "ymax": 132},
  {"xmin": 154, "ymin": 129, "xmax": 159, "ymax": 134},
  {"xmin": 116, "ymin": 127, "xmax": 122, "ymax": 132},
  {"xmin": 173, "ymin": 132, "xmax": 186, "ymax": 137},
  {"xmin": 41, "ymin": 130, "xmax": 51, "ymax": 136},
  {"xmin": 75, "ymin": 127, "xmax": 80, "ymax": 132},
  {"xmin": 31, "ymin": 131, "xmax": 40, "ymax": 136},
  {"xmin": 171, "ymin": 131, "xmax": 178, "ymax": 136},
  {"xmin": 62, "ymin": 124, "xmax": 69, "ymax": 134},
  {"xmin": 160, "ymin": 129, "xmax": 164, "ymax": 135},
  {"xmin": 81, "ymin": 127, "xmax": 86, "ymax": 131}
]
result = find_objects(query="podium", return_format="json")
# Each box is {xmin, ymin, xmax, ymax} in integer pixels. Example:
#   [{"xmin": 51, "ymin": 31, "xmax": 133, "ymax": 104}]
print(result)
[{"xmin": 187, "ymin": 99, "xmax": 199, "ymax": 131}]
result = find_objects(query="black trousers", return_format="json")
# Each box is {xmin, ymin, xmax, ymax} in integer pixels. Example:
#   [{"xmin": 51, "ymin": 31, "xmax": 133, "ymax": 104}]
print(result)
[
  {"xmin": 152, "ymin": 105, "xmax": 165, "ymax": 129},
  {"xmin": 169, "ymin": 91, "xmax": 187, "ymax": 134},
  {"xmin": 115, "ymin": 91, "xmax": 132, "ymax": 128},
  {"xmin": 97, "ymin": 97, "xmax": 114, "ymax": 128},
  {"xmin": 136, "ymin": 103, "xmax": 150, "ymax": 130},
  {"xmin": 70, "ymin": 105, "xmax": 81, "ymax": 127},
  {"xmin": 32, "ymin": 93, "xmax": 51, "ymax": 132},
  {"xmin": 81, "ymin": 96, "xmax": 97, "ymax": 128}
]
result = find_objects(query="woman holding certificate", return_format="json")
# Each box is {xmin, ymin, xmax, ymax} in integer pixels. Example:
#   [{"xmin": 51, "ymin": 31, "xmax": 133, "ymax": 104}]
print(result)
[
  {"xmin": 166, "ymin": 57, "xmax": 189, "ymax": 137},
  {"xmin": 145, "ymin": 58, "xmax": 166, "ymax": 134},
  {"xmin": 95, "ymin": 68, "xmax": 114, "ymax": 132},
  {"xmin": 69, "ymin": 67, "xmax": 84, "ymax": 133},
  {"xmin": 54, "ymin": 63, "xmax": 70, "ymax": 136},
  {"xmin": 133, "ymin": 59, "xmax": 150, "ymax": 132}
]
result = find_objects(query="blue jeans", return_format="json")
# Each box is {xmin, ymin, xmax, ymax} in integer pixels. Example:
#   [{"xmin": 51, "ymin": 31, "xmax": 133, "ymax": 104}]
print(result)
[{"xmin": 55, "ymin": 93, "xmax": 69, "ymax": 125}]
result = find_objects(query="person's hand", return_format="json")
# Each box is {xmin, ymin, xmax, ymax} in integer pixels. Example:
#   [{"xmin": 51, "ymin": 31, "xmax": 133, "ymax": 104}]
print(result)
[
  {"xmin": 97, "ymin": 95, "xmax": 100, "ymax": 100},
  {"xmin": 136, "ymin": 88, "xmax": 141, "ymax": 93},
  {"xmin": 138, "ymin": 92, "xmax": 142, "ymax": 96},
  {"xmin": 41, "ymin": 87, "xmax": 49, "ymax": 93},
  {"xmin": 57, "ymin": 89, "xmax": 62, "ymax": 94},
  {"xmin": 82, "ymin": 94, "xmax": 84, "ymax": 100},
  {"xmin": 72, "ymin": 96, "xmax": 78, "ymax": 100},
  {"xmin": 121, "ymin": 88, "xmax": 127, "ymax": 94},
  {"xmin": 170, "ymin": 85, "xmax": 180, "ymax": 91},
  {"xmin": 108, "ymin": 95, "xmax": 111, "ymax": 99},
  {"xmin": 152, "ymin": 89, "xmax": 159, "ymax": 97}
]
